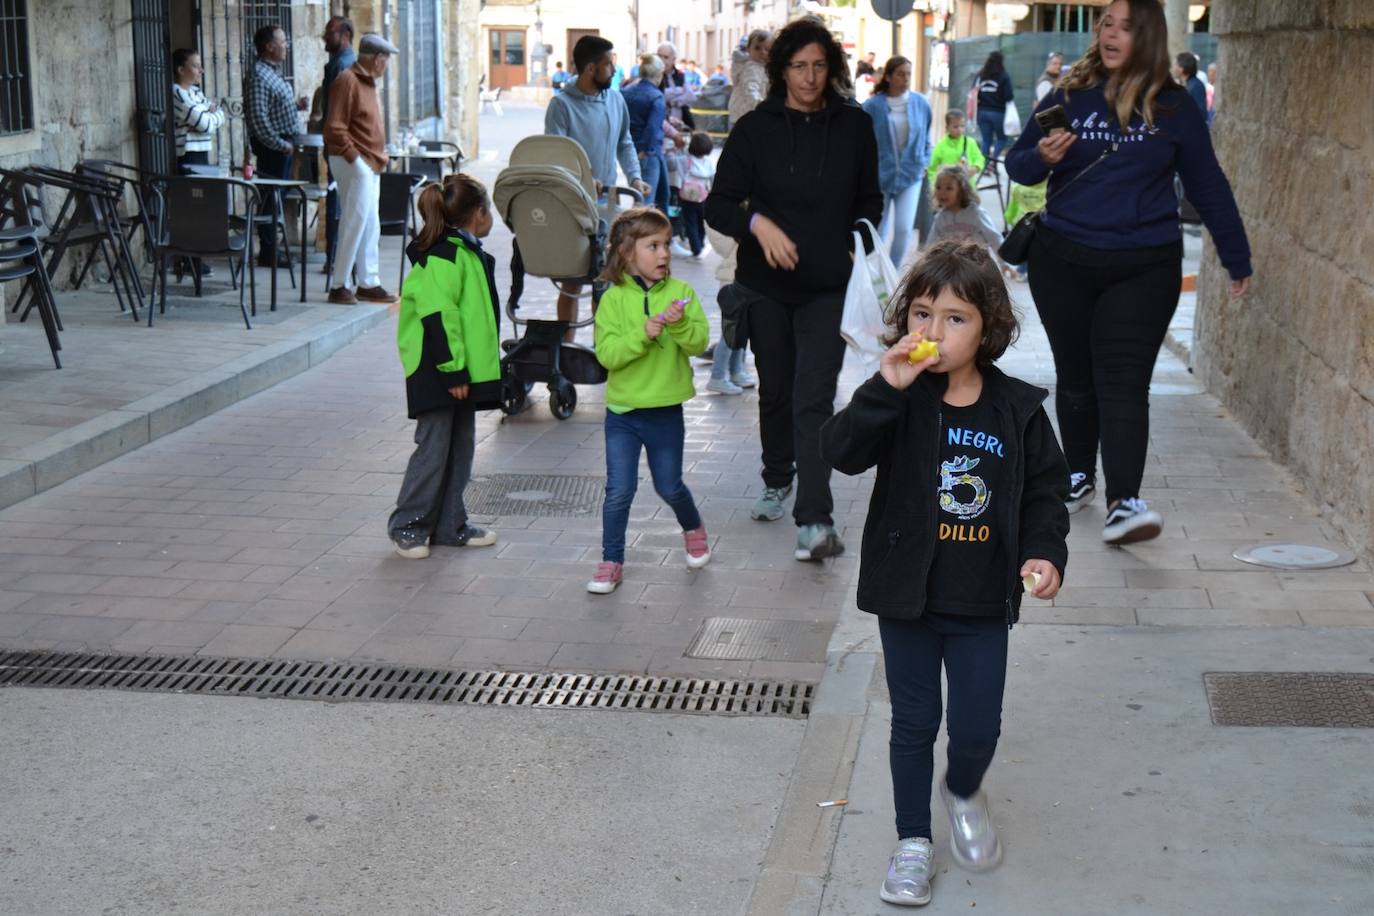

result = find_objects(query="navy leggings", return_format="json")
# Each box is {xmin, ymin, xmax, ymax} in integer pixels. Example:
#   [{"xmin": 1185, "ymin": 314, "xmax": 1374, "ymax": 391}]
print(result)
[{"xmin": 879, "ymin": 613, "xmax": 1008, "ymax": 841}]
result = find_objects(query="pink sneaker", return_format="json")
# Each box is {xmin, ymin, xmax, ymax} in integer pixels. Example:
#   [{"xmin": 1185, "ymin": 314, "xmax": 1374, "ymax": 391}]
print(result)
[
  {"xmin": 684, "ymin": 526, "xmax": 711, "ymax": 569},
  {"xmin": 586, "ymin": 561, "xmax": 624, "ymax": 594}
]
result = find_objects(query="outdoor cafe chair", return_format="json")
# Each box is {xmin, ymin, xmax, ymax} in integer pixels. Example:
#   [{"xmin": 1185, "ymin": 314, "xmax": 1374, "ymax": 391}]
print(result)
[
  {"xmin": 11, "ymin": 165, "xmax": 146, "ymax": 322},
  {"xmin": 76, "ymin": 159, "xmax": 161, "ymax": 271},
  {"xmin": 150, "ymin": 176, "xmax": 259, "ymax": 329},
  {"xmin": 0, "ymin": 225, "xmax": 62, "ymax": 368}
]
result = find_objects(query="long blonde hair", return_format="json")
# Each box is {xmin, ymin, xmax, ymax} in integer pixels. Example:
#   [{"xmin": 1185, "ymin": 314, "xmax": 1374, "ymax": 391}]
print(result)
[
  {"xmin": 414, "ymin": 173, "xmax": 489, "ymax": 251},
  {"xmin": 1058, "ymin": 0, "xmax": 1174, "ymax": 128}
]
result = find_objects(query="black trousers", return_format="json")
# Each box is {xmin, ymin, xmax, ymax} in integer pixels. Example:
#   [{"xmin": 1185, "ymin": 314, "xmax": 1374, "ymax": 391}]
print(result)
[
  {"xmin": 747, "ymin": 288, "xmax": 847, "ymax": 527},
  {"xmin": 879, "ymin": 613, "xmax": 1008, "ymax": 841},
  {"xmin": 250, "ymin": 141, "xmax": 294, "ymax": 256},
  {"xmin": 1027, "ymin": 228, "xmax": 1182, "ymax": 504}
]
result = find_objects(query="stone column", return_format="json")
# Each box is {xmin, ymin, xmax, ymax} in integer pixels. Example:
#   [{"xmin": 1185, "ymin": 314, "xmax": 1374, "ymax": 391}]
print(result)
[{"xmin": 1194, "ymin": 1, "xmax": 1374, "ymax": 555}]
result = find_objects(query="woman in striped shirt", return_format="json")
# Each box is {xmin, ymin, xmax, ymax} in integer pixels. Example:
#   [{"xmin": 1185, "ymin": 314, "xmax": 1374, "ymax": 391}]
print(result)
[
  {"xmin": 172, "ymin": 48, "xmax": 226, "ymax": 278},
  {"xmin": 172, "ymin": 48, "xmax": 224, "ymax": 169}
]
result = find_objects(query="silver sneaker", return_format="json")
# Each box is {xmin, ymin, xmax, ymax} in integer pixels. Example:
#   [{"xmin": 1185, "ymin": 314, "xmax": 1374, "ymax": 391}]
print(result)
[
  {"xmin": 750, "ymin": 484, "xmax": 792, "ymax": 521},
  {"xmin": 880, "ymin": 836, "xmax": 934, "ymax": 906},
  {"xmin": 939, "ymin": 777, "xmax": 1002, "ymax": 872}
]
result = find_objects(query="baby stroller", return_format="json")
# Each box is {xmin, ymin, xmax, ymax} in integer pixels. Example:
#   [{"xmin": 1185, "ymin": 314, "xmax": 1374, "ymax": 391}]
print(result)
[{"xmin": 492, "ymin": 136, "xmax": 634, "ymax": 420}]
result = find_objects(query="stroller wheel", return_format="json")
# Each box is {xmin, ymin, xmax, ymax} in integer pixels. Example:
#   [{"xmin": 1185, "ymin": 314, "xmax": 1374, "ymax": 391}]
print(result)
[
  {"xmin": 500, "ymin": 375, "xmax": 529, "ymax": 416},
  {"xmin": 549, "ymin": 378, "xmax": 577, "ymax": 420}
]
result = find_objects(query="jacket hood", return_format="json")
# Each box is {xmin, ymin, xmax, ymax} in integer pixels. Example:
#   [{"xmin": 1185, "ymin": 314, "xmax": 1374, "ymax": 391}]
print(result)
[{"xmin": 755, "ymin": 92, "xmax": 856, "ymax": 116}]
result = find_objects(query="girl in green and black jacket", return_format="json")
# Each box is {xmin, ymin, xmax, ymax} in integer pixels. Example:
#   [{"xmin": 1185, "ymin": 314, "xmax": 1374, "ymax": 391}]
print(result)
[{"xmin": 387, "ymin": 175, "xmax": 502, "ymax": 559}]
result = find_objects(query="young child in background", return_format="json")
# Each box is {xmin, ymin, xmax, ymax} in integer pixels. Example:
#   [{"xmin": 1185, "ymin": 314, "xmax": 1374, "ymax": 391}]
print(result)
[
  {"xmin": 927, "ymin": 166, "xmax": 1004, "ymax": 255},
  {"xmin": 588, "ymin": 207, "xmax": 713, "ymax": 594},
  {"xmin": 678, "ymin": 131, "xmax": 715, "ymax": 261},
  {"xmin": 1002, "ymin": 178, "xmax": 1048, "ymax": 281},
  {"xmin": 388, "ymin": 174, "xmax": 502, "ymax": 558},
  {"xmin": 926, "ymin": 110, "xmax": 986, "ymax": 190},
  {"xmin": 820, "ymin": 240, "xmax": 1070, "ymax": 908}
]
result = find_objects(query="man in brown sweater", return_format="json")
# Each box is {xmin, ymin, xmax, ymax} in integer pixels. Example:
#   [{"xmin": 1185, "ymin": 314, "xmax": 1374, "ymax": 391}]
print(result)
[{"xmin": 325, "ymin": 32, "xmax": 399, "ymax": 304}]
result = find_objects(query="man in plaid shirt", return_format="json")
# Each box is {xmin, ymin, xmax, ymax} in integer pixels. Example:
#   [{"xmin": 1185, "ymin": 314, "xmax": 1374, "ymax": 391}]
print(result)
[{"xmin": 245, "ymin": 24, "xmax": 301, "ymax": 267}]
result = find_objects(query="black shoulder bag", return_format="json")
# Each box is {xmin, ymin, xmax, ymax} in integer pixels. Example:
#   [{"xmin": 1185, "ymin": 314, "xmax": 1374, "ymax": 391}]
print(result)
[{"xmin": 999, "ymin": 142, "xmax": 1118, "ymax": 265}]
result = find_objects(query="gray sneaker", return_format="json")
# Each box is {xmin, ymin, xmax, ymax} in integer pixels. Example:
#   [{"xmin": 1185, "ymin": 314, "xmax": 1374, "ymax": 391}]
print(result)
[
  {"xmin": 880, "ymin": 836, "xmax": 934, "ymax": 906},
  {"xmin": 795, "ymin": 523, "xmax": 844, "ymax": 561},
  {"xmin": 750, "ymin": 484, "xmax": 792, "ymax": 521},
  {"xmin": 939, "ymin": 776, "xmax": 1003, "ymax": 872}
]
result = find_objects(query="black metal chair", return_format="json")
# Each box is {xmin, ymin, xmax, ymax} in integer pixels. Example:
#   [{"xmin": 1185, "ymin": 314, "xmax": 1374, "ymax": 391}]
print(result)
[
  {"xmin": 14, "ymin": 166, "xmax": 145, "ymax": 322},
  {"xmin": 378, "ymin": 172, "xmax": 426, "ymax": 291},
  {"xmin": 76, "ymin": 159, "xmax": 160, "ymax": 271},
  {"xmin": 151, "ymin": 176, "xmax": 259, "ymax": 329},
  {"xmin": 0, "ymin": 225, "xmax": 62, "ymax": 368},
  {"xmin": 409, "ymin": 140, "xmax": 463, "ymax": 182}
]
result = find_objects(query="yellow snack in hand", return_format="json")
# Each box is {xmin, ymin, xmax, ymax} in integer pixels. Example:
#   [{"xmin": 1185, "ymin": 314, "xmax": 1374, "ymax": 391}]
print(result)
[
  {"xmin": 907, "ymin": 340, "xmax": 939, "ymax": 364},
  {"xmin": 1022, "ymin": 571, "xmax": 1043, "ymax": 592}
]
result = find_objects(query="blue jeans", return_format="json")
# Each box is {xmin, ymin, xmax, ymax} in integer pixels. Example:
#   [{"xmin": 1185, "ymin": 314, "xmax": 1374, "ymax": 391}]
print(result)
[
  {"xmin": 602, "ymin": 406, "xmax": 702, "ymax": 563},
  {"xmin": 640, "ymin": 150, "xmax": 671, "ymax": 213},
  {"xmin": 709, "ymin": 335, "xmax": 746, "ymax": 381},
  {"xmin": 976, "ymin": 108, "xmax": 1008, "ymax": 161},
  {"xmin": 879, "ymin": 613, "xmax": 1008, "ymax": 841},
  {"xmin": 879, "ymin": 182, "xmax": 922, "ymax": 266}
]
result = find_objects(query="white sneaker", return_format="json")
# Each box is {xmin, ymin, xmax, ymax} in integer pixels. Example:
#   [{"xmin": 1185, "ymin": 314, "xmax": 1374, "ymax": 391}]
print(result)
[
  {"xmin": 1102, "ymin": 497, "xmax": 1163, "ymax": 545},
  {"xmin": 706, "ymin": 378, "xmax": 744, "ymax": 396},
  {"xmin": 670, "ymin": 241, "xmax": 692, "ymax": 258},
  {"xmin": 392, "ymin": 540, "xmax": 430, "ymax": 560}
]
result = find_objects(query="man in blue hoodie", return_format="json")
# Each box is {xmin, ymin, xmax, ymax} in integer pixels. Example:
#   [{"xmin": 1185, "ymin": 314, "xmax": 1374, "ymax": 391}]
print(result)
[{"xmin": 545, "ymin": 35, "xmax": 651, "ymax": 334}]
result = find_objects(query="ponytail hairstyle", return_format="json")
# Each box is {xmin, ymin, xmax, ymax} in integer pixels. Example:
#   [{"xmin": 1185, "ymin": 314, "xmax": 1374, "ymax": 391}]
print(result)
[
  {"xmin": 873, "ymin": 55, "xmax": 912, "ymax": 96},
  {"xmin": 414, "ymin": 173, "xmax": 490, "ymax": 252},
  {"xmin": 599, "ymin": 206, "xmax": 673, "ymax": 285}
]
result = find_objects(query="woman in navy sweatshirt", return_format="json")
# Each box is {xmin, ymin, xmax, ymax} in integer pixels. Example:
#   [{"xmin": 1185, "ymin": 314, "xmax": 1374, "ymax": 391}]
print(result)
[
  {"xmin": 1005, "ymin": 0, "xmax": 1252, "ymax": 546},
  {"xmin": 705, "ymin": 15, "xmax": 883, "ymax": 563}
]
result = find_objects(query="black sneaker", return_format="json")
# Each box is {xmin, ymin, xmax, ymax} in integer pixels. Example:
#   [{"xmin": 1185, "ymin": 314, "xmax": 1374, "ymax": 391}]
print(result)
[
  {"xmin": 1102, "ymin": 498, "xmax": 1163, "ymax": 545},
  {"xmin": 434, "ymin": 524, "xmax": 497, "ymax": 548},
  {"xmin": 1066, "ymin": 472, "xmax": 1096, "ymax": 514}
]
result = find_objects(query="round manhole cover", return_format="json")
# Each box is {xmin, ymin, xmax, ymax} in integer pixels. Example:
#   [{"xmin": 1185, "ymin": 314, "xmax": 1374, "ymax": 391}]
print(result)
[
  {"xmin": 1233, "ymin": 543, "xmax": 1357, "ymax": 570},
  {"xmin": 505, "ymin": 489, "xmax": 556, "ymax": 502}
]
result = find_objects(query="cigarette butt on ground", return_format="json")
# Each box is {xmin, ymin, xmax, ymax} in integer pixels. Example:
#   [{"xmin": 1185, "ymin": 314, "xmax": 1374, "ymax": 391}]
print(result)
[
  {"xmin": 1022, "ymin": 571, "xmax": 1043, "ymax": 592},
  {"xmin": 816, "ymin": 800, "xmax": 848, "ymax": 808}
]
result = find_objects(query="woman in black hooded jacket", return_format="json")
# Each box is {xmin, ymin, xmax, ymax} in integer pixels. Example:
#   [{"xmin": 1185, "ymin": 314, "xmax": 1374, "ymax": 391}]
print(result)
[{"xmin": 705, "ymin": 15, "xmax": 883, "ymax": 563}]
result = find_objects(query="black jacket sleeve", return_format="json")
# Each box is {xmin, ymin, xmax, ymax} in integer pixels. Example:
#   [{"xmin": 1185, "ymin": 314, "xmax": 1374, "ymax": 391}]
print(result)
[
  {"xmin": 851, "ymin": 110, "xmax": 885, "ymax": 230},
  {"xmin": 704, "ymin": 119, "xmax": 754, "ymax": 240},
  {"xmin": 1017, "ymin": 407, "xmax": 1070, "ymax": 578},
  {"xmin": 820, "ymin": 374, "xmax": 905, "ymax": 475}
]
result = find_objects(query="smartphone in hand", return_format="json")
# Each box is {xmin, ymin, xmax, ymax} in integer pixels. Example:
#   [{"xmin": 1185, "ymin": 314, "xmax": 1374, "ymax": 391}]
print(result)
[{"xmin": 1034, "ymin": 104, "xmax": 1072, "ymax": 136}]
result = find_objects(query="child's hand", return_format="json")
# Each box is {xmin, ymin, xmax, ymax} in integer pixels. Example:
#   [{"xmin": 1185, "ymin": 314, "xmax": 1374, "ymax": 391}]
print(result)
[
  {"xmin": 449, "ymin": 384, "xmax": 469, "ymax": 400},
  {"xmin": 644, "ymin": 315, "xmax": 666, "ymax": 340},
  {"xmin": 879, "ymin": 333, "xmax": 938, "ymax": 390},
  {"xmin": 663, "ymin": 298, "xmax": 688, "ymax": 325},
  {"xmin": 1020, "ymin": 559, "xmax": 1061, "ymax": 599}
]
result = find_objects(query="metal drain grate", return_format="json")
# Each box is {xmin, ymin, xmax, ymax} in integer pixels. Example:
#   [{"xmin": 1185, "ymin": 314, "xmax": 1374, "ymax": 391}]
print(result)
[
  {"xmin": 1203, "ymin": 672, "xmax": 1374, "ymax": 727},
  {"xmin": 465, "ymin": 474, "xmax": 606, "ymax": 517},
  {"xmin": 686, "ymin": 617, "xmax": 832, "ymax": 661},
  {"xmin": 0, "ymin": 651, "xmax": 813, "ymax": 718}
]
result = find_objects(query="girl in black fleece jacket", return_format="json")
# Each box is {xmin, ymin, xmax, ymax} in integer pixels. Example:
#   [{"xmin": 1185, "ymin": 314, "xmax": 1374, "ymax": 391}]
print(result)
[{"xmin": 820, "ymin": 241, "xmax": 1069, "ymax": 907}]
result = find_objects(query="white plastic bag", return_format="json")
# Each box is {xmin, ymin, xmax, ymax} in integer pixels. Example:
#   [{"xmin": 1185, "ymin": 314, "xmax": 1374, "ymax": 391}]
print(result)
[
  {"xmin": 841, "ymin": 219, "xmax": 901, "ymax": 366},
  {"xmin": 1003, "ymin": 102, "xmax": 1022, "ymax": 138}
]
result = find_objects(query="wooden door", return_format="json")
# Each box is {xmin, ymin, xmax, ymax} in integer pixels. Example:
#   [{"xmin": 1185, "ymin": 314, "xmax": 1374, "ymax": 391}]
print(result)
[
  {"xmin": 565, "ymin": 29, "xmax": 600, "ymax": 76},
  {"xmin": 488, "ymin": 29, "xmax": 527, "ymax": 90}
]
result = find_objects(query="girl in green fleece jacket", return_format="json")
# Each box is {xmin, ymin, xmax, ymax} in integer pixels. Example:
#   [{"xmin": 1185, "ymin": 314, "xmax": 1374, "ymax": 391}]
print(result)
[
  {"xmin": 588, "ymin": 208, "xmax": 712, "ymax": 594},
  {"xmin": 388, "ymin": 175, "xmax": 502, "ymax": 559}
]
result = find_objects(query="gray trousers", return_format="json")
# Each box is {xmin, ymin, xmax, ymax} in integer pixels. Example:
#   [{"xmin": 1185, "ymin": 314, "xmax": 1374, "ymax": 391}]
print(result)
[{"xmin": 387, "ymin": 403, "xmax": 475, "ymax": 545}]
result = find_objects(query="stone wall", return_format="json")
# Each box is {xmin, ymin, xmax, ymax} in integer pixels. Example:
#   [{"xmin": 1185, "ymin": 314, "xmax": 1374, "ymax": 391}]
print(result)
[{"xmin": 1196, "ymin": 1, "xmax": 1374, "ymax": 555}]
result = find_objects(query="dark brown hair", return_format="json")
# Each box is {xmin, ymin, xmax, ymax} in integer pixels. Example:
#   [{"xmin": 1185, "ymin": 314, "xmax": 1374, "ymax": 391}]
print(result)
[
  {"xmin": 687, "ymin": 131, "xmax": 713, "ymax": 157},
  {"xmin": 873, "ymin": 55, "xmax": 912, "ymax": 96},
  {"xmin": 599, "ymin": 207, "xmax": 673, "ymax": 284},
  {"xmin": 765, "ymin": 15, "xmax": 853, "ymax": 101},
  {"xmin": 414, "ymin": 173, "xmax": 489, "ymax": 252},
  {"xmin": 882, "ymin": 240, "xmax": 1019, "ymax": 369}
]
